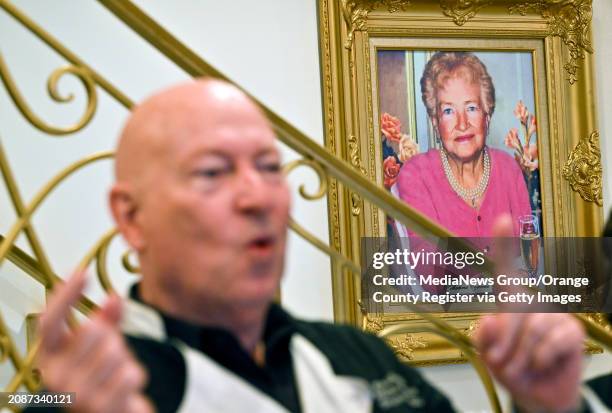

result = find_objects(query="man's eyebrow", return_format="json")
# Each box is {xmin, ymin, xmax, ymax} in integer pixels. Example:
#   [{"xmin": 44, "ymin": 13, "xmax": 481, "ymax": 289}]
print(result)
[
  {"xmin": 255, "ymin": 147, "xmax": 280, "ymax": 158},
  {"xmin": 184, "ymin": 147, "xmax": 279, "ymax": 163},
  {"xmin": 184, "ymin": 149, "xmax": 231, "ymax": 164}
]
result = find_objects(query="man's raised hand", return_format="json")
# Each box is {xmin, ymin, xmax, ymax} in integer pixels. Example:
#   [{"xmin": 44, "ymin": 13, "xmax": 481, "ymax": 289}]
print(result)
[
  {"xmin": 473, "ymin": 215, "xmax": 585, "ymax": 413},
  {"xmin": 37, "ymin": 272, "xmax": 152, "ymax": 413}
]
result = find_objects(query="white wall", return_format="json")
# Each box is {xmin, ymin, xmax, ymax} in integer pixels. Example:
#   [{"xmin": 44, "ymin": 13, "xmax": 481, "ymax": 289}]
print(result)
[
  {"xmin": 594, "ymin": 0, "xmax": 612, "ymax": 213},
  {"xmin": 0, "ymin": 0, "xmax": 610, "ymax": 411}
]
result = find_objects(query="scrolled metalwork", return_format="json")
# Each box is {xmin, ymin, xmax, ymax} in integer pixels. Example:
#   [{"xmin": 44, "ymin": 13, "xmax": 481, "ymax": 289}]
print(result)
[
  {"xmin": 1, "ymin": 234, "xmax": 97, "ymax": 315},
  {"xmin": 5, "ymin": 340, "xmax": 41, "ymax": 394},
  {"xmin": 76, "ymin": 228, "xmax": 119, "ymax": 295},
  {"xmin": 0, "ymin": 0, "xmax": 133, "ymax": 109},
  {"xmin": 0, "ymin": 150, "xmax": 113, "ymax": 393},
  {"xmin": 0, "ymin": 54, "xmax": 97, "ymax": 135},
  {"xmin": 75, "ymin": 231, "xmax": 144, "ymax": 301},
  {"xmin": 95, "ymin": 231, "xmax": 119, "ymax": 294},
  {"xmin": 121, "ymin": 250, "xmax": 140, "ymax": 274},
  {"xmin": 0, "ymin": 152, "xmax": 114, "ymax": 334},
  {"xmin": 0, "ymin": 141, "xmax": 57, "ymax": 290},
  {"xmin": 288, "ymin": 217, "xmax": 360, "ymax": 276},
  {"xmin": 282, "ymin": 158, "xmax": 328, "ymax": 201},
  {"xmin": 0, "ymin": 151, "xmax": 114, "ymax": 268},
  {"xmin": 79, "ymin": 227, "xmax": 140, "ymax": 292},
  {"xmin": 0, "ymin": 313, "xmax": 38, "ymax": 392},
  {"xmin": 0, "ymin": 228, "xmax": 117, "ymax": 396},
  {"xmin": 0, "ymin": 335, "xmax": 9, "ymax": 364}
]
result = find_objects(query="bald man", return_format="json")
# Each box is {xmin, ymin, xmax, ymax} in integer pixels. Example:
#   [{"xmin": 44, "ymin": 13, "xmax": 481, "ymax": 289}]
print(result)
[{"xmin": 30, "ymin": 80, "xmax": 586, "ymax": 413}]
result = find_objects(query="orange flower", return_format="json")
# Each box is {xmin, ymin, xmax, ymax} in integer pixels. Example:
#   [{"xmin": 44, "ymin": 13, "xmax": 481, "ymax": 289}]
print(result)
[
  {"xmin": 383, "ymin": 156, "xmax": 401, "ymax": 189},
  {"xmin": 381, "ymin": 113, "xmax": 402, "ymax": 143},
  {"xmin": 398, "ymin": 134, "xmax": 419, "ymax": 162},
  {"xmin": 513, "ymin": 100, "xmax": 529, "ymax": 125}
]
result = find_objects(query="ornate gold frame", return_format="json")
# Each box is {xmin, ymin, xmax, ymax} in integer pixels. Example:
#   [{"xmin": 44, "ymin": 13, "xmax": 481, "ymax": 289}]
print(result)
[{"xmin": 319, "ymin": 0, "xmax": 605, "ymax": 365}]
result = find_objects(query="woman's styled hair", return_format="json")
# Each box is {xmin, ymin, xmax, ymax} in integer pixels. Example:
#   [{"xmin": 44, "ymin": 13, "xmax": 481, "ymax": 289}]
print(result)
[{"xmin": 420, "ymin": 51, "xmax": 496, "ymax": 120}]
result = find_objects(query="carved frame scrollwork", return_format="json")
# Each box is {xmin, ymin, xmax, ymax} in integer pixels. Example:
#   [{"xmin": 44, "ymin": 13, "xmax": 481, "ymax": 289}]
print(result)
[
  {"xmin": 509, "ymin": 0, "xmax": 594, "ymax": 84},
  {"xmin": 440, "ymin": 0, "xmax": 492, "ymax": 26},
  {"xmin": 319, "ymin": 0, "xmax": 604, "ymax": 365},
  {"xmin": 562, "ymin": 131, "xmax": 603, "ymax": 206}
]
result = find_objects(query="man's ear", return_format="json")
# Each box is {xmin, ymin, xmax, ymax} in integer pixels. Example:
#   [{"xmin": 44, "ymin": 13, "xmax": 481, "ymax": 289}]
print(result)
[{"xmin": 109, "ymin": 184, "xmax": 146, "ymax": 251}]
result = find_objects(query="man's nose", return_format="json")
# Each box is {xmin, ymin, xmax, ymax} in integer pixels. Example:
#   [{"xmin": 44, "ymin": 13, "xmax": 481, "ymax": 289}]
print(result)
[
  {"xmin": 456, "ymin": 111, "xmax": 469, "ymax": 131},
  {"xmin": 234, "ymin": 167, "xmax": 272, "ymax": 214}
]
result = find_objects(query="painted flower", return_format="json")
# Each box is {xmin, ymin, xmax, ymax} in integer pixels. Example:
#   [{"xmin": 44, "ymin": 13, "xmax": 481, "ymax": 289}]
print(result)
[
  {"xmin": 383, "ymin": 156, "xmax": 401, "ymax": 189},
  {"xmin": 398, "ymin": 134, "xmax": 419, "ymax": 162},
  {"xmin": 381, "ymin": 113, "xmax": 402, "ymax": 143},
  {"xmin": 508, "ymin": 101, "xmax": 539, "ymax": 174},
  {"xmin": 527, "ymin": 115, "xmax": 537, "ymax": 140},
  {"xmin": 514, "ymin": 143, "xmax": 539, "ymax": 173},
  {"xmin": 514, "ymin": 100, "xmax": 529, "ymax": 125},
  {"xmin": 504, "ymin": 128, "xmax": 521, "ymax": 152},
  {"xmin": 524, "ymin": 143, "xmax": 539, "ymax": 172}
]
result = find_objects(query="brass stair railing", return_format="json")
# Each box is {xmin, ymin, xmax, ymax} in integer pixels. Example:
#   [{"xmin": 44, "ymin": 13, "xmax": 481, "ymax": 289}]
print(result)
[{"xmin": 0, "ymin": 1, "xmax": 609, "ymax": 412}]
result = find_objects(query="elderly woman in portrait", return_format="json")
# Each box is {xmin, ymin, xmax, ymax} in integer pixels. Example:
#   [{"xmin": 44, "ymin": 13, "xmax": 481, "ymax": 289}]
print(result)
[{"xmin": 397, "ymin": 52, "xmax": 531, "ymax": 237}]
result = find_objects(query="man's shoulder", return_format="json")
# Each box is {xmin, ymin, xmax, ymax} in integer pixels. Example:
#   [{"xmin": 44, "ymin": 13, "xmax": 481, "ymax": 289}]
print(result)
[
  {"xmin": 293, "ymin": 318, "xmax": 385, "ymax": 349},
  {"xmin": 292, "ymin": 318, "xmax": 405, "ymax": 378},
  {"xmin": 291, "ymin": 318, "xmax": 455, "ymax": 412},
  {"xmin": 124, "ymin": 335, "xmax": 187, "ymax": 413},
  {"xmin": 586, "ymin": 373, "xmax": 612, "ymax": 409}
]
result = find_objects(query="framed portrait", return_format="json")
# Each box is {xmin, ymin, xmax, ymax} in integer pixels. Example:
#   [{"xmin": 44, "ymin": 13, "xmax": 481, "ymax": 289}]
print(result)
[{"xmin": 318, "ymin": 0, "xmax": 604, "ymax": 364}]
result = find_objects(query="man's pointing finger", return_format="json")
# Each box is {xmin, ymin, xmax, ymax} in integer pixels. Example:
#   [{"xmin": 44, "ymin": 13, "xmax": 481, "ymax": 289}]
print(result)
[{"xmin": 39, "ymin": 271, "xmax": 86, "ymax": 351}]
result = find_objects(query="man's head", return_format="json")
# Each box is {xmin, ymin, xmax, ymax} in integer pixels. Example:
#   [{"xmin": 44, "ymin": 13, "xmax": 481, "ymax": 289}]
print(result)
[{"xmin": 110, "ymin": 79, "xmax": 290, "ymax": 321}]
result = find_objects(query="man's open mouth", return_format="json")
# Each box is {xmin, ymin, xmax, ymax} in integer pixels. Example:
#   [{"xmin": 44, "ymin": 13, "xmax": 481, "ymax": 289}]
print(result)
[{"xmin": 247, "ymin": 236, "xmax": 276, "ymax": 253}]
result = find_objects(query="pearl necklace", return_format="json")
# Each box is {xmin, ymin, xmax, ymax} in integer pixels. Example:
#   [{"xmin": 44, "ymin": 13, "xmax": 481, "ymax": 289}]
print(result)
[{"xmin": 440, "ymin": 147, "xmax": 490, "ymax": 208}]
